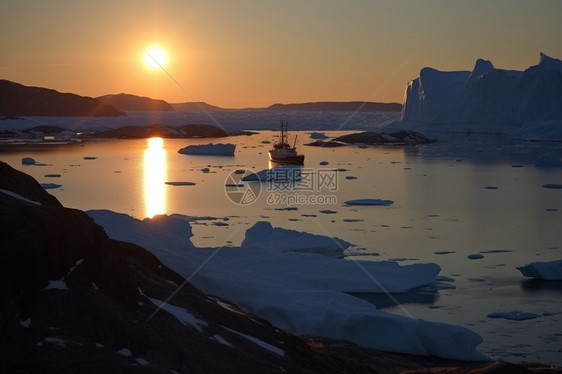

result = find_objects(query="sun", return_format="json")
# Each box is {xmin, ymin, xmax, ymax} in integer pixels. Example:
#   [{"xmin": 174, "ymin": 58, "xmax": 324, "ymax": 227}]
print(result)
[{"xmin": 144, "ymin": 46, "xmax": 168, "ymax": 69}]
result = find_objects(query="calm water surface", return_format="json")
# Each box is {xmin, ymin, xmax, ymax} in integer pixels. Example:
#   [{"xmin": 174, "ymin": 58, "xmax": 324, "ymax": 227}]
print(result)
[{"xmin": 2, "ymin": 131, "xmax": 561, "ymax": 364}]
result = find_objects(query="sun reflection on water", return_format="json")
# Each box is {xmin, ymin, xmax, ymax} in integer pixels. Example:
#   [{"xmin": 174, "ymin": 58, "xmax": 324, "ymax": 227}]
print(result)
[{"xmin": 143, "ymin": 137, "xmax": 167, "ymax": 218}]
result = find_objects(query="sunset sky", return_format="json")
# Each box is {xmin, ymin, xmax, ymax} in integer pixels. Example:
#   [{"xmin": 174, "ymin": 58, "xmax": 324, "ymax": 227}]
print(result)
[{"xmin": 1, "ymin": 0, "xmax": 561, "ymax": 108}]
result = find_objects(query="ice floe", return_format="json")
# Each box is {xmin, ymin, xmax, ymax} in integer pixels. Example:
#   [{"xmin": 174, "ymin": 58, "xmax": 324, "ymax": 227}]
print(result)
[
  {"xmin": 517, "ymin": 260, "xmax": 562, "ymax": 280},
  {"xmin": 487, "ymin": 311, "xmax": 541, "ymax": 321},
  {"xmin": 40, "ymin": 183, "xmax": 61, "ymax": 189},
  {"xmin": 542, "ymin": 184, "xmax": 562, "ymax": 189},
  {"xmin": 345, "ymin": 199, "xmax": 394, "ymax": 206},
  {"xmin": 87, "ymin": 210, "xmax": 488, "ymax": 361},
  {"xmin": 21, "ymin": 157, "xmax": 36, "ymax": 165},
  {"xmin": 178, "ymin": 143, "xmax": 236, "ymax": 156}
]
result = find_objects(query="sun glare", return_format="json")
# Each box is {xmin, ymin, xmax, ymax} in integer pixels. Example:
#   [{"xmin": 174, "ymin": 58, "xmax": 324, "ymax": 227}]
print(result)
[
  {"xmin": 143, "ymin": 137, "xmax": 167, "ymax": 218},
  {"xmin": 144, "ymin": 46, "xmax": 168, "ymax": 69}
]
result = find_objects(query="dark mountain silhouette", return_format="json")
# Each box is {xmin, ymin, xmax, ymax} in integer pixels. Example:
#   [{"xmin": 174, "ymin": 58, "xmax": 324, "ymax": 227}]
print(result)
[
  {"xmin": 97, "ymin": 93, "xmax": 174, "ymax": 111},
  {"xmin": 0, "ymin": 80, "xmax": 125, "ymax": 117},
  {"xmin": 171, "ymin": 102, "xmax": 225, "ymax": 111}
]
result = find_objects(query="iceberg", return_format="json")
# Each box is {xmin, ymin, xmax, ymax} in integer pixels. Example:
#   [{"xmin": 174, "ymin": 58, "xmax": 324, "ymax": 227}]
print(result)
[
  {"xmin": 391, "ymin": 53, "xmax": 562, "ymax": 141},
  {"xmin": 487, "ymin": 311, "xmax": 541, "ymax": 321},
  {"xmin": 178, "ymin": 143, "xmax": 235, "ymax": 156},
  {"xmin": 87, "ymin": 210, "xmax": 488, "ymax": 361},
  {"xmin": 517, "ymin": 259, "xmax": 562, "ymax": 280}
]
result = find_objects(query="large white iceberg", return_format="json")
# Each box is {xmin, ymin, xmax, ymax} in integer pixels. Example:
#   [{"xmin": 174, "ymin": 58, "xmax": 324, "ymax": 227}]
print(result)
[
  {"xmin": 178, "ymin": 143, "xmax": 235, "ymax": 155},
  {"xmin": 517, "ymin": 260, "xmax": 562, "ymax": 280},
  {"xmin": 87, "ymin": 210, "xmax": 488, "ymax": 361},
  {"xmin": 389, "ymin": 53, "xmax": 562, "ymax": 140}
]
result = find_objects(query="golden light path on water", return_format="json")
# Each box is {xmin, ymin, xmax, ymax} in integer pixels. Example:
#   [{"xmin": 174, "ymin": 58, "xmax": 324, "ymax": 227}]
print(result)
[{"xmin": 143, "ymin": 137, "xmax": 167, "ymax": 218}]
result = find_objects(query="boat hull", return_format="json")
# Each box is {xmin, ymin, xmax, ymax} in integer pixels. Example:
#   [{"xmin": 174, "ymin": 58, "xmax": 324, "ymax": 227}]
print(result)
[{"xmin": 268, "ymin": 150, "xmax": 305, "ymax": 165}]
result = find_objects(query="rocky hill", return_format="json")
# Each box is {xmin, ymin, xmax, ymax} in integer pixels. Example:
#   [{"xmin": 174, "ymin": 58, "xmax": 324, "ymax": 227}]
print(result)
[
  {"xmin": 97, "ymin": 93, "xmax": 174, "ymax": 111},
  {"xmin": 0, "ymin": 80, "xmax": 125, "ymax": 117},
  {"xmin": 171, "ymin": 102, "xmax": 225, "ymax": 111}
]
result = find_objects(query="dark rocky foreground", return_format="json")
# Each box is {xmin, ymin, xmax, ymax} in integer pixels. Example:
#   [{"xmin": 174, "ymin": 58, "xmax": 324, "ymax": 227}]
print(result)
[{"xmin": 1, "ymin": 161, "xmax": 560, "ymax": 374}]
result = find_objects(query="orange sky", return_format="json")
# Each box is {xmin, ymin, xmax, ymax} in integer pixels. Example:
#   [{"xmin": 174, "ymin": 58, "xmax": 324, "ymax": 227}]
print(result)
[{"xmin": 1, "ymin": 1, "xmax": 561, "ymax": 108}]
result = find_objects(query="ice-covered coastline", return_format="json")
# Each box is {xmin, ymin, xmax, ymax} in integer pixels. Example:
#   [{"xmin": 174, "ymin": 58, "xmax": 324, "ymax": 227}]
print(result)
[{"xmin": 87, "ymin": 210, "xmax": 488, "ymax": 361}]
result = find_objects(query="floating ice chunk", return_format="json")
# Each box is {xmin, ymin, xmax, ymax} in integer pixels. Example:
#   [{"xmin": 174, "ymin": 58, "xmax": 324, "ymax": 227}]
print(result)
[
  {"xmin": 319, "ymin": 161, "xmax": 329, "ymax": 165},
  {"xmin": 345, "ymin": 176, "xmax": 357, "ymax": 180},
  {"xmin": 178, "ymin": 143, "xmax": 235, "ymax": 156},
  {"xmin": 345, "ymin": 199, "xmax": 394, "ymax": 206},
  {"xmin": 542, "ymin": 183, "xmax": 562, "ymax": 189},
  {"xmin": 44, "ymin": 174, "xmax": 61, "ymax": 178},
  {"xmin": 467, "ymin": 254, "xmax": 484, "ymax": 260},
  {"xmin": 308, "ymin": 132, "xmax": 328, "ymax": 139},
  {"xmin": 165, "ymin": 181, "xmax": 196, "ymax": 186},
  {"xmin": 22, "ymin": 157, "xmax": 36, "ymax": 165},
  {"xmin": 319, "ymin": 209, "xmax": 338, "ymax": 214},
  {"xmin": 536, "ymin": 153, "xmax": 562, "ymax": 167},
  {"xmin": 241, "ymin": 221, "xmax": 350, "ymax": 256},
  {"xmin": 487, "ymin": 311, "xmax": 541, "ymax": 320},
  {"xmin": 517, "ymin": 259, "xmax": 562, "ymax": 280},
  {"xmin": 40, "ymin": 183, "xmax": 61, "ymax": 189},
  {"xmin": 83, "ymin": 156, "xmax": 98, "ymax": 160}
]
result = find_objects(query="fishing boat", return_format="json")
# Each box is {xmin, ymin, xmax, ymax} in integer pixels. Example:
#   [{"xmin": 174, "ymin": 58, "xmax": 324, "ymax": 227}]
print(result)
[{"xmin": 268, "ymin": 121, "xmax": 305, "ymax": 165}]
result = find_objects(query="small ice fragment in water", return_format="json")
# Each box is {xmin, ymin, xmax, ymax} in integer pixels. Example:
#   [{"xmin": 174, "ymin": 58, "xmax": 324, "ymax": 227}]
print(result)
[
  {"xmin": 41, "ymin": 183, "xmax": 62, "ymax": 189},
  {"xmin": 542, "ymin": 183, "xmax": 562, "ymax": 189},
  {"xmin": 165, "ymin": 181, "xmax": 196, "ymax": 186},
  {"xmin": 487, "ymin": 311, "xmax": 541, "ymax": 320},
  {"xmin": 467, "ymin": 254, "xmax": 484, "ymax": 260},
  {"xmin": 344, "ymin": 199, "xmax": 394, "ymax": 206},
  {"xmin": 22, "ymin": 157, "xmax": 36, "ymax": 165}
]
